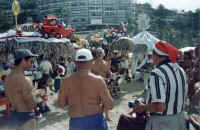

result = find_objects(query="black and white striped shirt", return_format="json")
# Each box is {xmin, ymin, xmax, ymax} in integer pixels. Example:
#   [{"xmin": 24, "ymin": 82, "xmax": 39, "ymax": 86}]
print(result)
[{"xmin": 146, "ymin": 60, "xmax": 188, "ymax": 115}]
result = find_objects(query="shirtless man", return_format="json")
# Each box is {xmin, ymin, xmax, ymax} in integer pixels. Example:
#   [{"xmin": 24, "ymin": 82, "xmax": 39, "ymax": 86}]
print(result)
[
  {"xmin": 91, "ymin": 48, "xmax": 111, "ymax": 79},
  {"xmin": 91, "ymin": 48, "xmax": 112, "ymax": 120},
  {"xmin": 4, "ymin": 49, "xmax": 39, "ymax": 130},
  {"xmin": 58, "ymin": 48, "xmax": 113, "ymax": 130}
]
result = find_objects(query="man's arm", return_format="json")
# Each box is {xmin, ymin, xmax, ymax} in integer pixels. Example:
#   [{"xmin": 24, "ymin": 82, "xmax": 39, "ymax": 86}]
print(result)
[
  {"xmin": 22, "ymin": 77, "xmax": 37, "ymax": 110},
  {"xmin": 132, "ymin": 72, "xmax": 166, "ymax": 113},
  {"xmin": 58, "ymin": 78, "xmax": 68, "ymax": 108},
  {"xmin": 105, "ymin": 62, "xmax": 111, "ymax": 78},
  {"xmin": 132, "ymin": 102, "xmax": 166, "ymax": 113},
  {"xmin": 146, "ymin": 102, "xmax": 166, "ymax": 113},
  {"xmin": 99, "ymin": 78, "xmax": 113, "ymax": 110}
]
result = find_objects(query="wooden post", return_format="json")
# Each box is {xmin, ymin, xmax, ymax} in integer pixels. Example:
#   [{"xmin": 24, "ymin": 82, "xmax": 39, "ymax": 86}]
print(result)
[{"xmin": 15, "ymin": 15, "xmax": 18, "ymax": 29}]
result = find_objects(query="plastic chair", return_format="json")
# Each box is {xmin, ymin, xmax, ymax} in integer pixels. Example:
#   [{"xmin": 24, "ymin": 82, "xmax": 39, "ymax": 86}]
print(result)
[{"xmin": 0, "ymin": 97, "xmax": 11, "ymax": 120}]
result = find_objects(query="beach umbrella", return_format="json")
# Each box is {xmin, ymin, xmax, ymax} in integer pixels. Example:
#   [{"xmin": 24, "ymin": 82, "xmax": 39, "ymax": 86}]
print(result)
[{"xmin": 109, "ymin": 37, "xmax": 148, "ymax": 75}]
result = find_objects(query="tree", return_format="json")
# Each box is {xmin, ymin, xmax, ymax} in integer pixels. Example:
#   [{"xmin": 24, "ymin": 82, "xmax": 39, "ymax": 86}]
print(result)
[
  {"xmin": 18, "ymin": 0, "xmax": 41, "ymax": 24},
  {"xmin": 21, "ymin": 0, "xmax": 37, "ymax": 9},
  {"xmin": 0, "ymin": 9, "xmax": 10, "ymax": 32},
  {"xmin": 154, "ymin": 4, "xmax": 169, "ymax": 18},
  {"xmin": 127, "ymin": 16, "xmax": 137, "ymax": 36}
]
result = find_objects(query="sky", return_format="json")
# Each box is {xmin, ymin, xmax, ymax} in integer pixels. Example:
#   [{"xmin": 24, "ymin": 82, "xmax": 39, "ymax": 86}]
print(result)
[{"xmin": 137, "ymin": 0, "xmax": 200, "ymax": 11}]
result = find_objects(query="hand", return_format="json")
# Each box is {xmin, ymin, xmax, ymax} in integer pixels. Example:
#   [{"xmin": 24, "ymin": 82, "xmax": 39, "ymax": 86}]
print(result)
[{"xmin": 146, "ymin": 112, "xmax": 150, "ymax": 119}]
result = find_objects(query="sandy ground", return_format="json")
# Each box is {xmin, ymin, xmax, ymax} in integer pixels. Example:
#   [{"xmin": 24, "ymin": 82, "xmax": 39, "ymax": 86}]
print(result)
[{"xmin": 0, "ymin": 80, "xmax": 144, "ymax": 130}]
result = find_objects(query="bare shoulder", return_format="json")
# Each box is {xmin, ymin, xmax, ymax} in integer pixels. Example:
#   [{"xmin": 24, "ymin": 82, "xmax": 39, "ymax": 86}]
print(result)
[
  {"xmin": 6, "ymin": 72, "xmax": 23, "ymax": 84},
  {"xmin": 89, "ymin": 72, "xmax": 101, "ymax": 78},
  {"xmin": 89, "ymin": 73, "xmax": 107, "ymax": 90},
  {"xmin": 89, "ymin": 72, "xmax": 104, "ymax": 82}
]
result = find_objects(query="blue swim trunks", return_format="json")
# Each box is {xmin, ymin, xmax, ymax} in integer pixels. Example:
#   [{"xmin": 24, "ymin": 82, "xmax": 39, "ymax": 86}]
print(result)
[
  {"xmin": 8, "ymin": 112, "xmax": 35, "ymax": 127},
  {"xmin": 69, "ymin": 113, "xmax": 108, "ymax": 130}
]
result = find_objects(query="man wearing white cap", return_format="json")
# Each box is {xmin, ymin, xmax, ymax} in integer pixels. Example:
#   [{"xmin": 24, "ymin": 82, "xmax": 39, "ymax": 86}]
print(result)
[
  {"xmin": 58, "ymin": 48, "xmax": 113, "ymax": 130},
  {"xmin": 130, "ymin": 41, "xmax": 188, "ymax": 130}
]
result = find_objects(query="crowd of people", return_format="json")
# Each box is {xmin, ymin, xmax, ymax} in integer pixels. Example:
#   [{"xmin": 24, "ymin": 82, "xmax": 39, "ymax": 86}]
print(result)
[
  {"xmin": 0, "ymin": 36, "xmax": 134, "ymax": 130},
  {"xmin": 0, "ymin": 25, "xmax": 200, "ymax": 130},
  {"xmin": 177, "ymin": 45, "xmax": 200, "ymax": 117}
]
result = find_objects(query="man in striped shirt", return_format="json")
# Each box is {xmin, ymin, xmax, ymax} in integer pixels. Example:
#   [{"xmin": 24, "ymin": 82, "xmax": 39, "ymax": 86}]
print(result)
[{"xmin": 131, "ymin": 41, "xmax": 188, "ymax": 130}]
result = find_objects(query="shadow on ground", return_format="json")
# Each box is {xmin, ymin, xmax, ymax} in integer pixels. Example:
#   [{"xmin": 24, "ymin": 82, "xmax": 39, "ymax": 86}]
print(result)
[
  {"xmin": 38, "ymin": 111, "xmax": 69, "ymax": 129},
  {"xmin": 0, "ymin": 80, "xmax": 145, "ymax": 130}
]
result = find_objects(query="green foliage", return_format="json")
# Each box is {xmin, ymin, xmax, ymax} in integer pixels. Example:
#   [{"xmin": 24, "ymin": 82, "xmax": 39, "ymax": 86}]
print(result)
[
  {"xmin": 127, "ymin": 3, "xmax": 200, "ymax": 48},
  {"xmin": 127, "ymin": 16, "xmax": 137, "ymax": 37},
  {"xmin": 20, "ymin": 0, "xmax": 38, "ymax": 9},
  {"xmin": 0, "ymin": 0, "xmax": 42, "ymax": 32},
  {"xmin": 0, "ymin": 0, "xmax": 200, "ymax": 48},
  {"xmin": 0, "ymin": 9, "xmax": 10, "ymax": 32},
  {"xmin": 0, "ymin": 1, "xmax": 11, "ymax": 10},
  {"xmin": 17, "ymin": 0, "xmax": 41, "ymax": 24}
]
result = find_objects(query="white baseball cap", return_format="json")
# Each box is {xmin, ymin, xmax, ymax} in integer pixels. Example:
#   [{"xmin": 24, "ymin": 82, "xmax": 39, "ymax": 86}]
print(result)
[{"xmin": 75, "ymin": 48, "xmax": 93, "ymax": 61}]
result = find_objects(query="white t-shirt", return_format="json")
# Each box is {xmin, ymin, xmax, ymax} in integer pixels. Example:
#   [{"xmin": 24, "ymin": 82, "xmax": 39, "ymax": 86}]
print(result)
[
  {"xmin": 39, "ymin": 60, "xmax": 52, "ymax": 74},
  {"xmin": 66, "ymin": 61, "xmax": 76, "ymax": 76}
]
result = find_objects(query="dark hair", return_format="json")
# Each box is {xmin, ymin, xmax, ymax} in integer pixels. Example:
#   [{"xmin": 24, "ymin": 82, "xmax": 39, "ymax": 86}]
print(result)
[
  {"xmin": 15, "ymin": 59, "xmax": 23, "ymax": 66},
  {"xmin": 67, "ymin": 56, "xmax": 72, "ymax": 60},
  {"xmin": 14, "ymin": 56, "xmax": 32, "ymax": 66}
]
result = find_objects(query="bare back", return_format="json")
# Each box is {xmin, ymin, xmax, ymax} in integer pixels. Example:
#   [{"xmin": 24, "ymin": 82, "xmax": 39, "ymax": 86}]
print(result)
[{"xmin": 58, "ymin": 71, "xmax": 113, "ymax": 117}]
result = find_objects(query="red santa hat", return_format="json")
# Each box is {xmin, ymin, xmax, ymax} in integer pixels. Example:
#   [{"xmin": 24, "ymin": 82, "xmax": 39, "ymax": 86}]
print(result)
[{"xmin": 153, "ymin": 41, "xmax": 179, "ymax": 63}]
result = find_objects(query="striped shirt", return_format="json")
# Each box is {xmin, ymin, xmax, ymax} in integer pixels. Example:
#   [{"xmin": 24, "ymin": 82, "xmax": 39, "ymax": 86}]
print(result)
[{"xmin": 146, "ymin": 60, "xmax": 188, "ymax": 115}]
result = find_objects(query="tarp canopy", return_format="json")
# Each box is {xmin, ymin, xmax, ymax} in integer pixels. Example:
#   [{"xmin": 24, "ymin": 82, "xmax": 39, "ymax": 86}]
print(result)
[
  {"xmin": 14, "ymin": 37, "xmax": 70, "ymax": 43},
  {"xmin": 0, "ymin": 29, "xmax": 70, "ymax": 43},
  {"xmin": 132, "ymin": 31, "xmax": 159, "ymax": 52}
]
